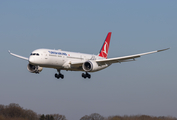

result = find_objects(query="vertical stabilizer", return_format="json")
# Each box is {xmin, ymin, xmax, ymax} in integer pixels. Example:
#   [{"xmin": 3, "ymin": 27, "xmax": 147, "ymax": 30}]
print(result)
[{"xmin": 98, "ymin": 32, "xmax": 112, "ymax": 59}]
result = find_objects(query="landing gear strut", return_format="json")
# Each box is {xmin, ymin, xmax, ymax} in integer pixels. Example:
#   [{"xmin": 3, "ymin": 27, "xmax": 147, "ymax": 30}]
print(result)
[
  {"xmin": 82, "ymin": 72, "xmax": 91, "ymax": 79},
  {"xmin": 55, "ymin": 70, "xmax": 64, "ymax": 79}
]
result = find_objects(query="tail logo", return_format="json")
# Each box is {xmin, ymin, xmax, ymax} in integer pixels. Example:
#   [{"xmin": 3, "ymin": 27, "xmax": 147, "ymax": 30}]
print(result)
[
  {"xmin": 103, "ymin": 41, "xmax": 108, "ymax": 55},
  {"xmin": 98, "ymin": 32, "xmax": 112, "ymax": 59}
]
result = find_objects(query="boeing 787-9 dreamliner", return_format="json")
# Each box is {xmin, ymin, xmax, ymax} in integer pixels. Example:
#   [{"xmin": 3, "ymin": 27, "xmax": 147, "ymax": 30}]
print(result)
[{"xmin": 9, "ymin": 32, "xmax": 169, "ymax": 79}]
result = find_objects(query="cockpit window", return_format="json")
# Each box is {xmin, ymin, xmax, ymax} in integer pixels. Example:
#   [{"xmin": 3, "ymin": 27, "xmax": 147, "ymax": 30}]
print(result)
[{"xmin": 30, "ymin": 53, "xmax": 40, "ymax": 56}]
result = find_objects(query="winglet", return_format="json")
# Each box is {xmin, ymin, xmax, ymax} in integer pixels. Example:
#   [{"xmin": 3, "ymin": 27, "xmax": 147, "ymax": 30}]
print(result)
[{"xmin": 157, "ymin": 48, "xmax": 170, "ymax": 52}]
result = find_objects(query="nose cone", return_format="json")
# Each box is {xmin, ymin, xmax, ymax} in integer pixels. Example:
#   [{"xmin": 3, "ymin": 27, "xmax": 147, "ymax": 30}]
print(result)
[{"xmin": 29, "ymin": 56, "xmax": 35, "ymax": 64}]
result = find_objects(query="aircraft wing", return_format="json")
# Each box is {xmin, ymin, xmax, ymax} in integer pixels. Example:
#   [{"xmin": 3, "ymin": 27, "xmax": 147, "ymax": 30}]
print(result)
[
  {"xmin": 68, "ymin": 48, "xmax": 169, "ymax": 68},
  {"xmin": 96, "ymin": 48, "xmax": 170, "ymax": 64},
  {"xmin": 8, "ymin": 50, "xmax": 28, "ymax": 60}
]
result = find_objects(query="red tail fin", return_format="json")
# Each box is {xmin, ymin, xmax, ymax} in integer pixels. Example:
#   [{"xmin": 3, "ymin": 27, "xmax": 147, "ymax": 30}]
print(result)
[{"xmin": 98, "ymin": 32, "xmax": 112, "ymax": 59}]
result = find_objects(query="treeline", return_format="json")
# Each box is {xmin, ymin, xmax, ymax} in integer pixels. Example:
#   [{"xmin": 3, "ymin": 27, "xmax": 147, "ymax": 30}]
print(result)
[
  {"xmin": 80, "ymin": 113, "xmax": 177, "ymax": 120},
  {"xmin": 39, "ymin": 114, "xmax": 66, "ymax": 120},
  {"xmin": 0, "ymin": 103, "xmax": 66, "ymax": 120},
  {"xmin": 0, "ymin": 103, "xmax": 177, "ymax": 120}
]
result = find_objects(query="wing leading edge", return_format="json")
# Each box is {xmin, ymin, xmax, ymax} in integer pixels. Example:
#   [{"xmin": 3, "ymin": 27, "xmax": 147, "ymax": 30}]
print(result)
[
  {"xmin": 96, "ymin": 48, "xmax": 170, "ymax": 64},
  {"xmin": 8, "ymin": 50, "xmax": 28, "ymax": 60}
]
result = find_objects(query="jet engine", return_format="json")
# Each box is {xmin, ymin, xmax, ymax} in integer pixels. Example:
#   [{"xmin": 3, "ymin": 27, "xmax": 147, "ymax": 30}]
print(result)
[
  {"xmin": 27, "ymin": 64, "xmax": 43, "ymax": 73},
  {"xmin": 82, "ymin": 60, "xmax": 100, "ymax": 72}
]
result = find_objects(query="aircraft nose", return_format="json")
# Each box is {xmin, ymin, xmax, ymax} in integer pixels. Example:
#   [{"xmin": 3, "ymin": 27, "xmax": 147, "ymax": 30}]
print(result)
[{"xmin": 29, "ymin": 56, "xmax": 35, "ymax": 64}]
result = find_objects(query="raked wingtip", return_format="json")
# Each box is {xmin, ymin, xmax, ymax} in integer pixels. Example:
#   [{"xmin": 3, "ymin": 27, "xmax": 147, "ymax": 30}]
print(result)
[{"xmin": 157, "ymin": 48, "xmax": 170, "ymax": 52}]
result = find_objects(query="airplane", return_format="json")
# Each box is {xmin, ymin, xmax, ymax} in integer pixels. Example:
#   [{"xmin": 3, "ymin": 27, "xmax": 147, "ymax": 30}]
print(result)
[{"xmin": 9, "ymin": 32, "xmax": 169, "ymax": 79}]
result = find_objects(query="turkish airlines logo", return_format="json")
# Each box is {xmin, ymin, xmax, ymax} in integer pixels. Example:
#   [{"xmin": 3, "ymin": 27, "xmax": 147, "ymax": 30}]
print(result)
[
  {"xmin": 100, "ymin": 41, "xmax": 108, "ymax": 58},
  {"xmin": 103, "ymin": 41, "xmax": 108, "ymax": 55}
]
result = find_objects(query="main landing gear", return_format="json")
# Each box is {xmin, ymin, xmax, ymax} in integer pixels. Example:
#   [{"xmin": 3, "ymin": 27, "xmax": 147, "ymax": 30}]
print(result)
[
  {"xmin": 55, "ymin": 70, "xmax": 64, "ymax": 79},
  {"xmin": 82, "ymin": 72, "xmax": 91, "ymax": 79},
  {"xmin": 54, "ymin": 70, "xmax": 91, "ymax": 79}
]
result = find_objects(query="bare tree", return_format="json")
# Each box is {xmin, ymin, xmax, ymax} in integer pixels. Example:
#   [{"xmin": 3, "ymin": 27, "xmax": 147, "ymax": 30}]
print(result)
[
  {"xmin": 52, "ymin": 114, "xmax": 66, "ymax": 120},
  {"xmin": 0, "ymin": 103, "xmax": 38, "ymax": 120},
  {"xmin": 106, "ymin": 115, "xmax": 177, "ymax": 120},
  {"xmin": 80, "ymin": 113, "xmax": 104, "ymax": 120},
  {"xmin": 80, "ymin": 115, "xmax": 89, "ymax": 120},
  {"xmin": 39, "ymin": 114, "xmax": 66, "ymax": 120}
]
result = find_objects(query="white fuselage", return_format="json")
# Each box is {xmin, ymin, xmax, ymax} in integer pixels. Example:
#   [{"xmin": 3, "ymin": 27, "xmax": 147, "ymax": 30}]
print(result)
[{"xmin": 29, "ymin": 49, "xmax": 108, "ymax": 71}]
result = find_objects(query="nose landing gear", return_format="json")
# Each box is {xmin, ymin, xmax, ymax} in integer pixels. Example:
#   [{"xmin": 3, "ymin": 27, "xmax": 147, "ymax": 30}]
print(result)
[{"xmin": 82, "ymin": 72, "xmax": 91, "ymax": 79}]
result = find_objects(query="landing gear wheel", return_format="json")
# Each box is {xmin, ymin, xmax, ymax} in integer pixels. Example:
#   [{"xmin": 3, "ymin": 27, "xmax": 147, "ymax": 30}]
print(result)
[
  {"xmin": 55, "ymin": 70, "xmax": 64, "ymax": 79},
  {"xmin": 82, "ymin": 72, "xmax": 91, "ymax": 79},
  {"xmin": 82, "ymin": 73, "xmax": 85, "ymax": 78},
  {"xmin": 60, "ymin": 74, "xmax": 64, "ymax": 79},
  {"xmin": 55, "ymin": 74, "xmax": 60, "ymax": 79}
]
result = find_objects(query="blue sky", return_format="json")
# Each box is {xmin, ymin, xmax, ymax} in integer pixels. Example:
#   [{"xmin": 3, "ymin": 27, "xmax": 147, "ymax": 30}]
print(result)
[{"xmin": 0, "ymin": 1, "xmax": 176, "ymax": 120}]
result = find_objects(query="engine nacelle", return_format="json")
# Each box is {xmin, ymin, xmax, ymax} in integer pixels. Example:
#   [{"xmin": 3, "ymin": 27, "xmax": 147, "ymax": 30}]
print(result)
[
  {"xmin": 82, "ymin": 60, "xmax": 100, "ymax": 72},
  {"xmin": 27, "ymin": 64, "xmax": 43, "ymax": 73}
]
